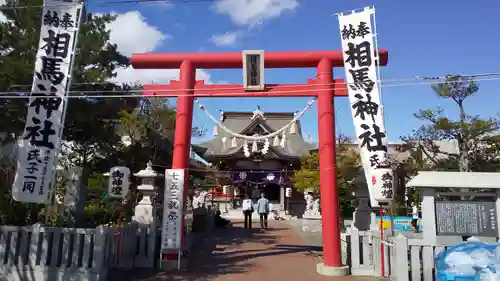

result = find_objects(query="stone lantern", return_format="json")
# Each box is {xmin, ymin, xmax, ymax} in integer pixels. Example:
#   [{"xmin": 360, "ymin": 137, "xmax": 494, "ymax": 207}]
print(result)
[
  {"xmin": 133, "ymin": 161, "xmax": 162, "ymax": 224},
  {"xmin": 350, "ymin": 167, "xmax": 378, "ymax": 231}
]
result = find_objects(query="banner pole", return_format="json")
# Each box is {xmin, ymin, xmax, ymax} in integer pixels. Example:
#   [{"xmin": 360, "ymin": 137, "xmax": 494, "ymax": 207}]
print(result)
[
  {"xmin": 47, "ymin": 0, "xmax": 85, "ymax": 210},
  {"xmin": 379, "ymin": 206, "xmax": 385, "ymax": 277},
  {"xmin": 177, "ymin": 249, "xmax": 181, "ymax": 270}
]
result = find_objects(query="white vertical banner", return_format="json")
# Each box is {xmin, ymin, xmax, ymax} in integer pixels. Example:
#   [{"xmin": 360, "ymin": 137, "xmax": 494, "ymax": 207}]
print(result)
[
  {"xmin": 161, "ymin": 169, "xmax": 185, "ymax": 252},
  {"xmin": 338, "ymin": 7, "xmax": 389, "ymax": 206},
  {"xmin": 11, "ymin": 0, "xmax": 83, "ymax": 203},
  {"xmin": 107, "ymin": 166, "xmax": 131, "ymax": 199}
]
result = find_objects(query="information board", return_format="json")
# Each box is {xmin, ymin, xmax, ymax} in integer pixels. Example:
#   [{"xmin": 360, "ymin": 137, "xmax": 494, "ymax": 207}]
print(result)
[{"xmin": 435, "ymin": 201, "xmax": 497, "ymax": 237}]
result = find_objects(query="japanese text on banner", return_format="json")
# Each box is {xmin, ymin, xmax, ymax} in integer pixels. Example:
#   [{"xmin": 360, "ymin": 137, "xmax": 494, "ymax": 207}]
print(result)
[
  {"xmin": 12, "ymin": 0, "xmax": 82, "ymax": 204},
  {"xmin": 338, "ymin": 7, "xmax": 389, "ymax": 205},
  {"xmin": 161, "ymin": 169, "xmax": 185, "ymax": 252}
]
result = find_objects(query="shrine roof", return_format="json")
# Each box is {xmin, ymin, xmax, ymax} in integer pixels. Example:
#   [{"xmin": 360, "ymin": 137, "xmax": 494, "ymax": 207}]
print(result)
[
  {"xmin": 193, "ymin": 107, "xmax": 316, "ymax": 160},
  {"xmin": 407, "ymin": 171, "xmax": 500, "ymax": 190}
]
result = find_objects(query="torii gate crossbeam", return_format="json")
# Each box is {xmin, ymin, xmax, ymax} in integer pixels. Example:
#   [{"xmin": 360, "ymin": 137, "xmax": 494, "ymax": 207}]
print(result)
[{"xmin": 131, "ymin": 49, "xmax": 389, "ymax": 273}]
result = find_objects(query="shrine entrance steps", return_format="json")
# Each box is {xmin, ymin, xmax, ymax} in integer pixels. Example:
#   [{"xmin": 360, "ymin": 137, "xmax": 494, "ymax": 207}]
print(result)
[{"xmin": 124, "ymin": 221, "xmax": 379, "ymax": 281}]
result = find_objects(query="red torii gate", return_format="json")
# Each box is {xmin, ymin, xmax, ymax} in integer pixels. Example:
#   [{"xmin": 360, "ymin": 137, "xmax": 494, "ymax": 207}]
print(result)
[{"xmin": 131, "ymin": 50, "xmax": 389, "ymax": 274}]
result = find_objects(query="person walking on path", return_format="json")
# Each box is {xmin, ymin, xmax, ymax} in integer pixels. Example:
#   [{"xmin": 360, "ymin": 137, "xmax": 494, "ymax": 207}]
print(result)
[
  {"xmin": 242, "ymin": 195, "xmax": 254, "ymax": 229},
  {"xmin": 256, "ymin": 192, "xmax": 270, "ymax": 229},
  {"xmin": 411, "ymin": 202, "xmax": 420, "ymax": 233}
]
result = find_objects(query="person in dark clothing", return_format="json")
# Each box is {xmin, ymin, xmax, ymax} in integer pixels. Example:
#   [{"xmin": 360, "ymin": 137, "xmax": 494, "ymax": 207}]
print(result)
[
  {"xmin": 259, "ymin": 213, "xmax": 268, "ymax": 229},
  {"xmin": 242, "ymin": 195, "xmax": 254, "ymax": 228},
  {"xmin": 214, "ymin": 209, "xmax": 231, "ymax": 228}
]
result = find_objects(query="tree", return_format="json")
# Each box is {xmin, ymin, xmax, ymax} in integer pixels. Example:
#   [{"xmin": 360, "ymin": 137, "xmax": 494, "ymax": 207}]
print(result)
[
  {"xmin": 402, "ymin": 75, "xmax": 500, "ymax": 173},
  {"xmin": 0, "ymin": 0, "xmax": 138, "ymax": 168},
  {"xmin": 0, "ymin": 0, "xmax": 208, "ymax": 225},
  {"xmin": 401, "ymin": 75, "xmax": 500, "ymax": 205},
  {"xmin": 292, "ymin": 134, "xmax": 360, "ymax": 217},
  {"xmin": 0, "ymin": 0, "xmax": 138, "ymax": 225},
  {"xmin": 0, "ymin": 1, "xmax": 133, "ymax": 136},
  {"xmin": 116, "ymin": 96, "xmax": 206, "ymax": 162},
  {"xmin": 293, "ymin": 151, "xmax": 319, "ymax": 192}
]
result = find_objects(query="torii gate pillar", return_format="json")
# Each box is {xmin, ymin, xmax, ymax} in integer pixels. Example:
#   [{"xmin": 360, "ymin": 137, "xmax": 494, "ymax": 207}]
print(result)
[
  {"xmin": 131, "ymin": 49, "xmax": 388, "ymax": 275},
  {"xmin": 171, "ymin": 60, "xmax": 195, "ymax": 174},
  {"xmin": 315, "ymin": 57, "xmax": 348, "ymax": 275}
]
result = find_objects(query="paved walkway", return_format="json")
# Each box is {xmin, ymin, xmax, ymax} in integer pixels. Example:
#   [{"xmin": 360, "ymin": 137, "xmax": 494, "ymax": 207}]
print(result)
[
  {"xmin": 284, "ymin": 219, "xmax": 323, "ymax": 247},
  {"xmin": 126, "ymin": 221, "xmax": 377, "ymax": 281}
]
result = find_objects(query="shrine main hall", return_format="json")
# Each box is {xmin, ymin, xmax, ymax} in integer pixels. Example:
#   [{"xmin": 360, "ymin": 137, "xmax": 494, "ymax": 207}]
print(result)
[{"xmin": 192, "ymin": 106, "xmax": 315, "ymax": 211}]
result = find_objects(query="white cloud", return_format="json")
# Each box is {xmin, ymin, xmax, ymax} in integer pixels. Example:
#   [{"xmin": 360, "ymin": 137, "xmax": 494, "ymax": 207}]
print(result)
[
  {"xmin": 0, "ymin": 12, "xmax": 6, "ymax": 23},
  {"xmin": 106, "ymin": 11, "xmax": 213, "ymax": 85},
  {"xmin": 210, "ymin": 31, "xmax": 240, "ymax": 46},
  {"xmin": 214, "ymin": 0, "xmax": 299, "ymax": 26},
  {"xmin": 107, "ymin": 11, "xmax": 170, "ymax": 56}
]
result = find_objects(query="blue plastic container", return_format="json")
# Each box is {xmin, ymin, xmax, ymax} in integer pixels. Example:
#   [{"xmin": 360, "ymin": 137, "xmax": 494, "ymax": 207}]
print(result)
[
  {"xmin": 434, "ymin": 242, "xmax": 496, "ymax": 281},
  {"xmin": 437, "ymin": 271, "xmax": 479, "ymax": 281}
]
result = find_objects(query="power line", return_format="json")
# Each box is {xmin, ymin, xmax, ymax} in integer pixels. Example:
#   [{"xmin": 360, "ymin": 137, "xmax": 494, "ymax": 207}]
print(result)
[
  {"xmin": 8, "ymin": 75, "xmax": 432, "ymax": 88},
  {"xmin": 418, "ymin": 72, "xmax": 500, "ymax": 80},
  {"xmin": 0, "ymin": 75, "xmax": 499, "ymax": 99},
  {"xmin": 9, "ymin": 72, "xmax": 500, "ymax": 90},
  {"xmin": 0, "ymin": 0, "xmax": 215, "ymax": 10},
  {"xmin": 90, "ymin": 0, "xmax": 213, "ymax": 5}
]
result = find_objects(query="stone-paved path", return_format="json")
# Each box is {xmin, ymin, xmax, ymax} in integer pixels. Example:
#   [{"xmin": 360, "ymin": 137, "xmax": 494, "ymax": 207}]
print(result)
[{"xmin": 124, "ymin": 221, "xmax": 377, "ymax": 281}]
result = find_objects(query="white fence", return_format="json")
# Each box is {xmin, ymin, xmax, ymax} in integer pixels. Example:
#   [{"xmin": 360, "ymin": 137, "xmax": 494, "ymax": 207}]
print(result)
[
  {"xmin": 0, "ymin": 222, "xmax": 141, "ymax": 281},
  {"xmin": 348, "ymin": 227, "xmax": 457, "ymax": 281},
  {"xmin": 133, "ymin": 224, "xmax": 156, "ymax": 268},
  {"xmin": 2, "ymin": 220, "xmax": 463, "ymax": 281}
]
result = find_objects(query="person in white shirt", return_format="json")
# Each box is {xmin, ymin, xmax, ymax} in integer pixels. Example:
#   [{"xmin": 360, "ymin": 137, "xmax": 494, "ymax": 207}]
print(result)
[
  {"xmin": 411, "ymin": 203, "xmax": 419, "ymax": 233},
  {"xmin": 242, "ymin": 195, "xmax": 254, "ymax": 229}
]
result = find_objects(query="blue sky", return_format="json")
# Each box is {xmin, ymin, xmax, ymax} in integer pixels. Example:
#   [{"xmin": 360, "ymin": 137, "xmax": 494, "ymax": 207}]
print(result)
[{"xmin": 91, "ymin": 0, "xmax": 500, "ymax": 144}]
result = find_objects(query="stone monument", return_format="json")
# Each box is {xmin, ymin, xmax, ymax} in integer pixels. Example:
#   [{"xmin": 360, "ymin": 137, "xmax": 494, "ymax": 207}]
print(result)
[
  {"xmin": 312, "ymin": 198, "xmax": 320, "ymax": 213},
  {"xmin": 192, "ymin": 190, "xmax": 209, "ymax": 210},
  {"xmin": 301, "ymin": 191, "xmax": 322, "ymax": 232},
  {"xmin": 64, "ymin": 166, "xmax": 87, "ymax": 227},
  {"xmin": 303, "ymin": 192, "xmax": 321, "ymax": 218},
  {"xmin": 350, "ymin": 167, "xmax": 378, "ymax": 231},
  {"xmin": 407, "ymin": 171, "xmax": 500, "ymax": 245}
]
